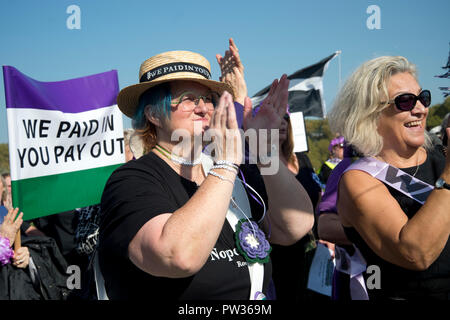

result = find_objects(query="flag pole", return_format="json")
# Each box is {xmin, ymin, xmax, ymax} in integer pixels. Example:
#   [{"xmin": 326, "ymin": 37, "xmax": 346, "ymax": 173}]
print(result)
[{"xmin": 14, "ymin": 230, "xmax": 21, "ymax": 251}]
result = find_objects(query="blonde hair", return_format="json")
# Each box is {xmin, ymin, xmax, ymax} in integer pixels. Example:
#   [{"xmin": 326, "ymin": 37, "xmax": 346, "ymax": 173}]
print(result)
[
  {"xmin": 328, "ymin": 56, "xmax": 431, "ymax": 157},
  {"xmin": 0, "ymin": 175, "xmax": 6, "ymax": 204},
  {"xmin": 123, "ymin": 128, "xmax": 145, "ymax": 159}
]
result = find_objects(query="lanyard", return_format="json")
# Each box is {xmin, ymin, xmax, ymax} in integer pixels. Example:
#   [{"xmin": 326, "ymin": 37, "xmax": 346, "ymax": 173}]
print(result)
[{"xmin": 201, "ymin": 154, "xmax": 265, "ymax": 300}]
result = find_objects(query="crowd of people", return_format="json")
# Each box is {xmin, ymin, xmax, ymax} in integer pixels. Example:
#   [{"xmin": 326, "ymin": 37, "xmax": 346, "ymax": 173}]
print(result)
[{"xmin": 1, "ymin": 38, "xmax": 449, "ymax": 301}]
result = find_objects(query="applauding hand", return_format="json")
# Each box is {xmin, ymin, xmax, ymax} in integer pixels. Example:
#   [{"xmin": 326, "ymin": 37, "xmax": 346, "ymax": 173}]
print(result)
[
  {"xmin": 216, "ymin": 38, "xmax": 247, "ymax": 105},
  {"xmin": 243, "ymin": 74, "xmax": 289, "ymax": 132},
  {"xmin": 0, "ymin": 208, "xmax": 23, "ymax": 246},
  {"xmin": 206, "ymin": 91, "xmax": 243, "ymax": 165}
]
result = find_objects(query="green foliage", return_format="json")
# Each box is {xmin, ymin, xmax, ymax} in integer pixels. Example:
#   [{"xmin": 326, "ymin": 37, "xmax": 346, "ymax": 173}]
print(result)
[
  {"xmin": 427, "ymin": 97, "xmax": 450, "ymax": 129},
  {"xmin": 0, "ymin": 144, "xmax": 10, "ymax": 174},
  {"xmin": 304, "ymin": 119, "xmax": 334, "ymax": 171}
]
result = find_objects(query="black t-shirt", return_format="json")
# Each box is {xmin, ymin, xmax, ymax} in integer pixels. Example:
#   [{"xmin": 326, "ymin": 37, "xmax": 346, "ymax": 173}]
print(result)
[
  {"xmin": 269, "ymin": 153, "xmax": 321, "ymax": 301},
  {"xmin": 343, "ymin": 149, "xmax": 450, "ymax": 300},
  {"xmin": 98, "ymin": 152, "xmax": 272, "ymax": 300}
]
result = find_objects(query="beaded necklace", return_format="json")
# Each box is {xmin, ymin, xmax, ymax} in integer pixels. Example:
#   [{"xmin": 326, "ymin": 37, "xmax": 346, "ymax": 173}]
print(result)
[{"xmin": 154, "ymin": 144, "xmax": 201, "ymax": 166}]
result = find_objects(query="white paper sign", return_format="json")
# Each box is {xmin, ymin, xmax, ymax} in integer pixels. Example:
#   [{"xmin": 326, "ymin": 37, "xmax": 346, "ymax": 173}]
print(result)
[
  {"xmin": 290, "ymin": 111, "xmax": 308, "ymax": 153},
  {"xmin": 307, "ymin": 243, "xmax": 335, "ymax": 296}
]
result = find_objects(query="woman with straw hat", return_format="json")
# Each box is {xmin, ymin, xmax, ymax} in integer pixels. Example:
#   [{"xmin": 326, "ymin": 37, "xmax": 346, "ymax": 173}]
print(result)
[{"xmin": 98, "ymin": 43, "xmax": 314, "ymax": 300}]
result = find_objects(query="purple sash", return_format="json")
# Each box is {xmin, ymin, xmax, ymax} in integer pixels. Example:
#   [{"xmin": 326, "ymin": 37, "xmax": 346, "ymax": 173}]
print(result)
[
  {"xmin": 335, "ymin": 157, "xmax": 435, "ymax": 300},
  {"xmin": 344, "ymin": 157, "xmax": 434, "ymax": 205}
]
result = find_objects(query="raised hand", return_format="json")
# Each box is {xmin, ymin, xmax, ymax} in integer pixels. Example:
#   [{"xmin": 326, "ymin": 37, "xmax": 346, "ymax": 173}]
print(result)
[
  {"xmin": 206, "ymin": 91, "xmax": 243, "ymax": 164},
  {"xmin": 0, "ymin": 207, "xmax": 23, "ymax": 246},
  {"xmin": 216, "ymin": 38, "xmax": 247, "ymax": 105},
  {"xmin": 242, "ymin": 74, "xmax": 289, "ymax": 165},
  {"xmin": 243, "ymin": 74, "xmax": 289, "ymax": 132}
]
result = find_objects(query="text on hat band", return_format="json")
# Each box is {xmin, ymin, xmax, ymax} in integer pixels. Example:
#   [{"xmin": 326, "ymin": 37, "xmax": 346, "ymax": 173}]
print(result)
[{"xmin": 140, "ymin": 62, "xmax": 211, "ymax": 83}]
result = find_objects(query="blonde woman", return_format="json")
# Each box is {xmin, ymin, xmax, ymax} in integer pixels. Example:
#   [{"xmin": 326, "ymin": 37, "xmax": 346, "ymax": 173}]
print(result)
[
  {"xmin": 328, "ymin": 56, "xmax": 450, "ymax": 300},
  {"xmin": 1, "ymin": 173, "xmax": 12, "ymax": 210},
  {"xmin": 0, "ymin": 175, "xmax": 6, "ymax": 208}
]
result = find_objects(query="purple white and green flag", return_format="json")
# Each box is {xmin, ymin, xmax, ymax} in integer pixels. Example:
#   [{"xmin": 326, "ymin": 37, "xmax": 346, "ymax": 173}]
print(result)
[{"xmin": 3, "ymin": 66, "xmax": 124, "ymax": 220}]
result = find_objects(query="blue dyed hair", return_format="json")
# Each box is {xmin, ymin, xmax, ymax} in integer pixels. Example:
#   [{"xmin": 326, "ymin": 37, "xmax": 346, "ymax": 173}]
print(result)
[{"xmin": 132, "ymin": 83, "xmax": 172, "ymax": 130}]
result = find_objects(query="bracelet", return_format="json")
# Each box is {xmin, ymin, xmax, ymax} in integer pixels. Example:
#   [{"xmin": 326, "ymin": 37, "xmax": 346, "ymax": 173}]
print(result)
[
  {"xmin": 214, "ymin": 160, "xmax": 239, "ymax": 170},
  {"xmin": 211, "ymin": 164, "xmax": 239, "ymax": 174},
  {"xmin": 208, "ymin": 170, "xmax": 235, "ymax": 186},
  {"xmin": 0, "ymin": 236, "xmax": 14, "ymax": 266}
]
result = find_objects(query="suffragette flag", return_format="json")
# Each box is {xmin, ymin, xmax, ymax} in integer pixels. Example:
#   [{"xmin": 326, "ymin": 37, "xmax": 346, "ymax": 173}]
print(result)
[{"xmin": 3, "ymin": 66, "xmax": 124, "ymax": 220}]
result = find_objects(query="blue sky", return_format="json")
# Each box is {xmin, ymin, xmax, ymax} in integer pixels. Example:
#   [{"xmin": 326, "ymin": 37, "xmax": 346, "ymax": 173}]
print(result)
[{"xmin": 1, "ymin": 0, "xmax": 449, "ymax": 143}]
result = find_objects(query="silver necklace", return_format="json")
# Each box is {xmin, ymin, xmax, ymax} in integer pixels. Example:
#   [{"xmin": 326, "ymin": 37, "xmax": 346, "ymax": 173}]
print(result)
[{"xmin": 412, "ymin": 162, "xmax": 420, "ymax": 177}]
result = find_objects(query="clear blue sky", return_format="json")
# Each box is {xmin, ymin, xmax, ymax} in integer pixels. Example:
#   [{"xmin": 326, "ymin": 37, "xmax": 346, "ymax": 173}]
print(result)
[{"xmin": 1, "ymin": 0, "xmax": 449, "ymax": 143}]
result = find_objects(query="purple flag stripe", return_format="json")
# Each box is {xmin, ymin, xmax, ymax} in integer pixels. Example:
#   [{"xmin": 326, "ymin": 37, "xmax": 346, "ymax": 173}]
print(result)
[{"xmin": 3, "ymin": 66, "xmax": 119, "ymax": 113}]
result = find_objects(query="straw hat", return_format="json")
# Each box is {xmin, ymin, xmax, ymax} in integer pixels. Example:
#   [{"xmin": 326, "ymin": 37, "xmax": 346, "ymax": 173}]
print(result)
[{"xmin": 117, "ymin": 50, "xmax": 234, "ymax": 118}]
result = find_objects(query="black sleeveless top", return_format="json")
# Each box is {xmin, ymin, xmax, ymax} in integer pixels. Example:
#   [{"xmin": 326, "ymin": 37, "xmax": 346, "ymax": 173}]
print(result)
[{"xmin": 343, "ymin": 149, "xmax": 450, "ymax": 300}]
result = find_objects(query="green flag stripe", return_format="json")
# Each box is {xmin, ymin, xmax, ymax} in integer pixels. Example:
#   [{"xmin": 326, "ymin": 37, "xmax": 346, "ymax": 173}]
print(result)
[{"xmin": 11, "ymin": 164, "xmax": 122, "ymax": 220}]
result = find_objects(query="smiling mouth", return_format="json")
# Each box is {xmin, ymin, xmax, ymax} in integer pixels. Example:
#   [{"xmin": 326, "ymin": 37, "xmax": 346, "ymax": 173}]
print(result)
[{"xmin": 404, "ymin": 120, "xmax": 422, "ymax": 128}]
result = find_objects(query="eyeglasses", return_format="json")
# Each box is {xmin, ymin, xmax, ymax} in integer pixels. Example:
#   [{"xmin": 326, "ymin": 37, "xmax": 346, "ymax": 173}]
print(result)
[
  {"xmin": 384, "ymin": 90, "xmax": 431, "ymax": 111},
  {"xmin": 171, "ymin": 91, "xmax": 219, "ymax": 112}
]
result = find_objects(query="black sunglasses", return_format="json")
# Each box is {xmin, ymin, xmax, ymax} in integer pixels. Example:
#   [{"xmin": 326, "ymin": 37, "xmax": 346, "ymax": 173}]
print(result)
[{"xmin": 385, "ymin": 90, "xmax": 431, "ymax": 111}]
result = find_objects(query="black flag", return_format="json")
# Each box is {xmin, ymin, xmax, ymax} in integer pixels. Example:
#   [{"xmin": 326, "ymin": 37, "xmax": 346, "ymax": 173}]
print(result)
[
  {"xmin": 251, "ymin": 52, "xmax": 340, "ymax": 118},
  {"xmin": 443, "ymin": 43, "xmax": 450, "ymax": 69},
  {"xmin": 435, "ymin": 71, "xmax": 450, "ymax": 79},
  {"xmin": 435, "ymin": 43, "xmax": 450, "ymax": 78}
]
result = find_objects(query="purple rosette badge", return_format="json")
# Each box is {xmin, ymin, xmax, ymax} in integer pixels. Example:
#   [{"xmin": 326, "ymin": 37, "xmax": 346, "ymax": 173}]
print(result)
[
  {"xmin": 0, "ymin": 237, "xmax": 14, "ymax": 266},
  {"xmin": 235, "ymin": 219, "xmax": 271, "ymax": 264}
]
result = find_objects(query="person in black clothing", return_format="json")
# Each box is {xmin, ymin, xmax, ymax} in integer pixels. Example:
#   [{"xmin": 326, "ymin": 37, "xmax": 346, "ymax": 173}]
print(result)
[
  {"xmin": 32, "ymin": 210, "xmax": 88, "ymax": 270},
  {"xmin": 278, "ymin": 113, "xmax": 322, "ymax": 209},
  {"xmin": 270, "ymin": 112, "xmax": 325, "ymax": 301},
  {"xmin": 318, "ymin": 136, "xmax": 345, "ymax": 185},
  {"xmin": 328, "ymin": 55, "xmax": 450, "ymax": 300},
  {"xmin": 98, "ymin": 44, "xmax": 314, "ymax": 300},
  {"xmin": 0, "ymin": 207, "xmax": 70, "ymax": 299}
]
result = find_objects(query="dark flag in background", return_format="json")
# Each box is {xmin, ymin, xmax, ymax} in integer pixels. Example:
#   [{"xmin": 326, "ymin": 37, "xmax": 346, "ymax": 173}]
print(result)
[
  {"xmin": 435, "ymin": 42, "xmax": 450, "ymax": 78},
  {"xmin": 435, "ymin": 71, "xmax": 450, "ymax": 79},
  {"xmin": 443, "ymin": 43, "xmax": 450, "ymax": 69},
  {"xmin": 435, "ymin": 43, "xmax": 450, "ymax": 97},
  {"xmin": 251, "ymin": 51, "xmax": 340, "ymax": 118},
  {"xmin": 439, "ymin": 87, "xmax": 450, "ymax": 97}
]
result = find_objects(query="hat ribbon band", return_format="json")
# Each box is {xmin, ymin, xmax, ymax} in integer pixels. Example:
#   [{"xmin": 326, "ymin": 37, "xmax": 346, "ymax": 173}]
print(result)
[{"xmin": 140, "ymin": 62, "xmax": 211, "ymax": 83}]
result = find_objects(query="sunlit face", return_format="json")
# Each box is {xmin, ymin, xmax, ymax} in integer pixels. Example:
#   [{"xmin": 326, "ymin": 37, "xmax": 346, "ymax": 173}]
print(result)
[
  {"xmin": 332, "ymin": 144, "xmax": 344, "ymax": 160},
  {"xmin": 5, "ymin": 176, "xmax": 11, "ymax": 196},
  {"xmin": 377, "ymin": 72, "xmax": 428, "ymax": 153},
  {"xmin": 163, "ymin": 81, "xmax": 214, "ymax": 138}
]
